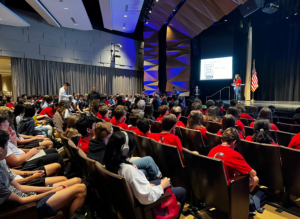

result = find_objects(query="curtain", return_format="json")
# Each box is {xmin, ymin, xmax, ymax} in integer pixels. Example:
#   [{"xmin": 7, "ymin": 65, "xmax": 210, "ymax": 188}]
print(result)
[{"xmin": 11, "ymin": 58, "xmax": 143, "ymax": 100}]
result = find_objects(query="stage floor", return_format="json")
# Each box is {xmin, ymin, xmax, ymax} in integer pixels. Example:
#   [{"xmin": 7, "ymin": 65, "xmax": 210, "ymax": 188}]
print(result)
[{"xmin": 221, "ymin": 100, "xmax": 300, "ymax": 113}]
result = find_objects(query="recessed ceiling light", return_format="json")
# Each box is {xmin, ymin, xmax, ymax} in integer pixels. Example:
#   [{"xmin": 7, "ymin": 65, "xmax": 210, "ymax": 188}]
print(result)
[
  {"xmin": 124, "ymin": 15, "xmax": 127, "ymax": 17},
  {"xmin": 224, "ymin": 20, "xmax": 228, "ymax": 22},
  {"xmin": 149, "ymin": 10, "xmax": 152, "ymax": 13},
  {"xmin": 173, "ymin": 9, "xmax": 176, "ymax": 11},
  {"xmin": 123, "ymin": 27, "xmax": 125, "ymax": 29},
  {"xmin": 64, "ymin": 8, "xmax": 68, "ymax": 10},
  {"xmin": 295, "ymin": 12, "xmax": 298, "ymax": 16},
  {"xmin": 74, "ymin": 23, "xmax": 78, "ymax": 25},
  {"xmin": 0, "ymin": 18, "xmax": 2, "ymax": 20},
  {"xmin": 286, "ymin": 17, "xmax": 289, "ymax": 19},
  {"xmin": 146, "ymin": 21, "xmax": 148, "ymax": 24},
  {"xmin": 156, "ymin": 0, "xmax": 158, "ymax": 1}
]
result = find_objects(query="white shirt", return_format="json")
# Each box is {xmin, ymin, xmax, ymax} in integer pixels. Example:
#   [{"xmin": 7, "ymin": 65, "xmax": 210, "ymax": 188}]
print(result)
[
  {"xmin": 59, "ymin": 87, "xmax": 69, "ymax": 102},
  {"xmin": 118, "ymin": 163, "xmax": 164, "ymax": 205},
  {"xmin": 16, "ymin": 115, "xmax": 23, "ymax": 127},
  {"xmin": 6, "ymin": 141, "xmax": 25, "ymax": 158}
]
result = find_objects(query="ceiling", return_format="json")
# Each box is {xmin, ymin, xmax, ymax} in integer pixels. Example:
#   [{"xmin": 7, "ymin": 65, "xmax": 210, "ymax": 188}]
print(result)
[
  {"xmin": 0, "ymin": 57, "xmax": 12, "ymax": 76},
  {"xmin": 0, "ymin": 2, "xmax": 29, "ymax": 27}
]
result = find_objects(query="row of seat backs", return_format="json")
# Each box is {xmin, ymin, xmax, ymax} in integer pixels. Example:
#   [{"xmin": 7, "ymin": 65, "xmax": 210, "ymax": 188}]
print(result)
[{"xmin": 277, "ymin": 122, "xmax": 300, "ymax": 134}]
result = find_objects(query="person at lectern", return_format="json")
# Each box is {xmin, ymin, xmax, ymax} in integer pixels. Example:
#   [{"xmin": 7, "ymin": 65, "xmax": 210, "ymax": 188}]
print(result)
[
  {"xmin": 171, "ymin": 87, "xmax": 177, "ymax": 98},
  {"xmin": 192, "ymin": 86, "xmax": 201, "ymax": 99},
  {"xmin": 155, "ymin": 88, "xmax": 161, "ymax": 96},
  {"xmin": 233, "ymin": 74, "xmax": 241, "ymax": 101}
]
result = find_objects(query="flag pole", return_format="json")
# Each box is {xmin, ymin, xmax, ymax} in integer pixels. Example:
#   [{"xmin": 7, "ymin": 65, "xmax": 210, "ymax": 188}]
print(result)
[{"xmin": 251, "ymin": 59, "xmax": 255, "ymax": 104}]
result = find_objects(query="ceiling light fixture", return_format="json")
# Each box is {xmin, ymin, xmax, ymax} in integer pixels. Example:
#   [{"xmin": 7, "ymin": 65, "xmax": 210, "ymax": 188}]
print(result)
[
  {"xmin": 74, "ymin": 23, "xmax": 78, "ymax": 25},
  {"xmin": 146, "ymin": 21, "xmax": 148, "ymax": 24},
  {"xmin": 173, "ymin": 9, "xmax": 176, "ymax": 11},
  {"xmin": 124, "ymin": 15, "xmax": 127, "ymax": 17},
  {"xmin": 0, "ymin": 18, "xmax": 2, "ymax": 20},
  {"xmin": 64, "ymin": 8, "xmax": 68, "ymax": 10},
  {"xmin": 224, "ymin": 20, "xmax": 228, "ymax": 22},
  {"xmin": 149, "ymin": 10, "xmax": 152, "ymax": 13},
  {"xmin": 295, "ymin": 12, "xmax": 298, "ymax": 16},
  {"xmin": 156, "ymin": 0, "xmax": 158, "ymax": 1},
  {"xmin": 123, "ymin": 27, "xmax": 125, "ymax": 29},
  {"xmin": 286, "ymin": 17, "xmax": 289, "ymax": 19}
]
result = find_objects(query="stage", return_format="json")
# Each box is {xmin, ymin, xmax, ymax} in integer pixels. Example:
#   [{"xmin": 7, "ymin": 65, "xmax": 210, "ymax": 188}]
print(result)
[{"xmin": 220, "ymin": 100, "xmax": 300, "ymax": 114}]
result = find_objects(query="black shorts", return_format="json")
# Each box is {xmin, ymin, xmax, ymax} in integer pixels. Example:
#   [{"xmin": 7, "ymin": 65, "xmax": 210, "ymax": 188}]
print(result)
[
  {"xmin": 36, "ymin": 192, "xmax": 57, "ymax": 219},
  {"xmin": 22, "ymin": 139, "xmax": 44, "ymax": 149}
]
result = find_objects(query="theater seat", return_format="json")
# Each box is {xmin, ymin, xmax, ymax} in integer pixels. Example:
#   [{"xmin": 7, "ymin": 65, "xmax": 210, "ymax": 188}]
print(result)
[
  {"xmin": 278, "ymin": 117, "xmax": 294, "ymax": 125},
  {"xmin": 206, "ymin": 121, "xmax": 222, "ymax": 134},
  {"xmin": 112, "ymin": 125, "xmax": 121, "ymax": 133},
  {"xmin": 179, "ymin": 127, "xmax": 206, "ymax": 155},
  {"xmin": 277, "ymin": 131, "xmax": 296, "ymax": 147},
  {"xmin": 67, "ymin": 139, "xmax": 88, "ymax": 178},
  {"xmin": 149, "ymin": 120, "xmax": 163, "ymax": 133},
  {"xmin": 206, "ymin": 132, "xmax": 222, "ymax": 152},
  {"xmin": 277, "ymin": 122, "xmax": 300, "ymax": 134},
  {"xmin": 53, "ymin": 112, "xmax": 64, "ymax": 132},
  {"xmin": 133, "ymin": 133, "xmax": 156, "ymax": 160},
  {"xmin": 153, "ymin": 110, "xmax": 160, "ymax": 119},
  {"xmin": 183, "ymin": 148, "xmax": 249, "ymax": 219},
  {"xmin": 0, "ymin": 202, "xmax": 63, "ymax": 219},
  {"xmin": 244, "ymin": 126, "xmax": 277, "ymax": 143},
  {"xmin": 179, "ymin": 116, "xmax": 188, "ymax": 127},
  {"xmin": 237, "ymin": 140, "xmax": 284, "ymax": 191},
  {"xmin": 239, "ymin": 118, "xmax": 249, "ymax": 126}
]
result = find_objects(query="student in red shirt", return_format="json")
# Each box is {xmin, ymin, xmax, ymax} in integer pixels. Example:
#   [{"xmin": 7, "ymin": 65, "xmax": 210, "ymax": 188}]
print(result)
[
  {"xmin": 156, "ymin": 105, "xmax": 169, "ymax": 122},
  {"xmin": 245, "ymin": 120, "xmax": 279, "ymax": 146},
  {"xmin": 170, "ymin": 106, "xmax": 186, "ymax": 128},
  {"xmin": 186, "ymin": 110, "xmax": 207, "ymax": 141},
  {"xmin": 225, "ymin": 107, "xmax": 245, "ymax": 135},
  {"xmin": 39, "ymin": 102, "xmax": 58, "ymax": 118},
  {"xmin": 249, "ymin": 108, "xmax": 279, "ymax": 131},
  {"xmin": 98, "ymin": 105, "xmax": 111, "ymax": 122},
  {"xmin": 6, "ymin": 97, "xmax": 15, "ymax": 109},
  {"xmin": 208, "ymin": 127, "xmax": 259, "ymax": 191},
  {"xmin": 137, "ymin": 118, "xmax": 161, "ymax": 141},
  {"xmin": 293, "ymin": 114, "xmax": 300, "ymax": 125},
  {"xmin": 128, "ymin": 113, "xmax": 144, "ymax": 136},
  {"xmin": 111, "ymin": 106, "xmax": 129, "ymax": 130},
  {"xmin": 203, "ymin": 100, "xmax": 216, "ymax": 115},
  {"xmin": 237, "ymin": 103, "xmax": 255, "ymax": 120},
  {"xmin": 159, "ymin": 114, "xmax": 185, "ymax": 163},
  {"xmin": 76, "ymin": 115, "xmax": 96, "ymax": 154},
  {"xmin": 288, "ymin": 133, "xmax": 300, "ymax": 150},
  {"xmin": 205, "ymin": 106, "xmax": 221, "ymax": 123},
  {"xmin": 218, "ymin": 101, "xmax": 226, "ymax": 114},
  {"xmin": 217, "ymin": 114, "xmax": 244, "ymax": 139}
]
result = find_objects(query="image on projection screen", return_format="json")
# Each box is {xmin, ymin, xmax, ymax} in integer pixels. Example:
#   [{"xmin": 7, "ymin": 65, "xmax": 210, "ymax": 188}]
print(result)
[{"xmin": 200, "ymin": 57, "xmax": 233, "ymax": 80}]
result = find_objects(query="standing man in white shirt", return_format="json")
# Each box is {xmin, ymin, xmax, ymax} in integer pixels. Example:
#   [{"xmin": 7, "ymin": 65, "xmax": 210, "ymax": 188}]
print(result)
[{"xmin": 59, "ymin": 82, "xmax": 71, "ymax": 102}]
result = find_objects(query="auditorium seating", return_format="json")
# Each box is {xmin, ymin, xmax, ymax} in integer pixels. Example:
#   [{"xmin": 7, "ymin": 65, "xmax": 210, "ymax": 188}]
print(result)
[
  {"xmin": 239, "ymin": 118, "xmax": 248, "ymax": 126},
  {"xmin": 244, "ymin": 126, "xmax": 278, "ymax": 143},
  {"xmin": 68, "ymin": 139, "xmax": 88, "ymax": 178},
  {"xmin": 206, "ymin": 132, "xmax": 222, "ymax": 151},
  {"xmin": 53, "ymin": 112, "xmax": 64, "ymax": 132},
  {"xmin": 278, "ymin": 117, "xmax": 294, "ymax": 124},
  {"xmin": 133, "ymin": 133, "xmax": 155, "ymax": 159},
  {"xmin": 276, "ymin": 131, "xmax": 296, "ymax": 147},
  {"xmin": 179, "ymin": 127, "xmax": 206, "ymax": 155},
  {"xmin": 153, "ymin": 110, "xmax": 160, "ymax": 119},
  {"xmin": 183, "ymin": 148, "xmax": 249, "ymax": 219},
  {"xmin": 149, "ymin": 120, "xmax": 163, "ymax": 133},
  {"xmin": 206, "ymin": 121, "xmax": 222, "ymax": 133},
  {"xmin": 112, "ymin": 125, "xmax": 121, "ymax": 133},
  {"xmin": 179, "ymin": 116, "xmax": 188, "ymax": 127},
  {"xmin": 277, "ymin": 122, "xmax": 300, "ymax": 134},
  {"xmin": 237, "ymin": 140, "xmax": 284, "ymax": 191}
]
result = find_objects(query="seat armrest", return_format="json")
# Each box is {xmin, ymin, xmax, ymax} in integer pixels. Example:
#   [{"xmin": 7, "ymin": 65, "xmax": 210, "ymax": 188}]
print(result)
[
  {"xmin": 143, "ymin": 192, "xmax": 171, "ymax": 212},
  {"xmin": 228, "ymin": 175, "xmax": 249, "ymax": 219},
  {"xmin": 0, "ymin": 202, "xmax": 37, "ymax": 219}
]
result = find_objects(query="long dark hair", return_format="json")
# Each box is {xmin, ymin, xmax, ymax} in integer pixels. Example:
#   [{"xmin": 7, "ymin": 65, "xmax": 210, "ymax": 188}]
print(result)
[
  {"xmin": 144, "ymin": 104, "xmax": 154, "ymax": 119},
  {"xmin": 252, "ymin": 120, "xmax": 274, "ymax": 144},
  {"xmin": 226, "ymin": 107, "xmax": 239, "ymax": 121},
  {"xmin": 258, "ymin": 108, "xmax": 273, "ymax": 123},
  {"xmin": 221, "ymin": 114, "xmax": 236, "ymax": 132},
  {"xmin": 104, "ymin": 132, "xmax": 137, "ymax": 174},
  {"xmin": 206, "ymin": 106, "xmax": 221, "ymax": 123}
]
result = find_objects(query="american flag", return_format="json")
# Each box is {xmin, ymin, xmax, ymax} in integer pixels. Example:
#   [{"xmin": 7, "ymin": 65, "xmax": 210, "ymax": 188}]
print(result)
[{"xmin": 251, "ymin": 64, "xmax": 258, "ymax": 92}]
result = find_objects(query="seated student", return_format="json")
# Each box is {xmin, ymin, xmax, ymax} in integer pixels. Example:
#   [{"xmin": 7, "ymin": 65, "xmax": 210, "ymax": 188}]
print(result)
[
  {"xmin": 95, "ymin": 102, "xmax": 106, "ymax": 119},
  {"xmin": 61, "ymin": 115, "xmax": 81, "ymax": 146},
  {"xmin": 137, "ymin": 118, "xmax": 161, "ymax": 141},
  {"xmin": 252, "ymin": 106, "xmax": 263, "ymax": 120},
  {"xmin": 88, "ymin": 100, "xmax": 99, "ymax": 117},
  {"xmin": 111, "ymin": 106, "xmax": 129, "ymax": 130},
  {"xmin": 191, "ymin": 102, "xmax": 204, "ymax": 113},
  {"xmin": 249, "ymin": 108, "xmax": 279, "ymax": 131},
  {"xmin": 128, "ymin": 113, "xmax": 144, "ymax": 136},
  {"xmin": 187, "ymin": 110, "xmax": 207, "ymax": 141},
  {"xmin": 218, "ymin": 101, "xmax": 226, "ymax": 114},
  {"xmin": 144, "ymin": 104, "xmax": 155, "ymax": 121},
  {"xmin": 205, "ymin": 106, "xmax": 221, "ymax": 123},
  {"xmin": 224, "ymin": 107, "xmax": 245, "ymax": 135},
  {"xmin": 39, "ymin": 102, "xmax": 58, "ymax": 118},
  {"xmin": 104, "ymin": 131, "xmax": 186, "ymax": 215},
  {"xmin": 88, "ymin": 123, "xmax": 161, "ymax": 180},
  {"xmin": 17, "ymin": 105, "xmax": 43, "ymax": 136},
  {"xmin": 293, "ymin": 113, "xmax": 300, "ymax": 125},
  {"xmin": 268, "ymin": 105, "xmax": 279, "ymax": 119},
  {"xmin": 76, "ymin": 95, "xmax": 84, "ymax": 113},
  {"xmin": 230, "ymin": 99, "xmax": 237, "ymax": 107},
  {"xmin": 6, "ymin": 97, "xmax": 15, "ymax": 109},
  {"xmin": 41, "ymin": 97, "xmax": 50, "ymax": 110},
  {"xmin": 170, "ymin": 106, "xmax": 186, "ymax": 128},
  {"xmin": 245, "ymin": 120, "xmax": 279, "ymax": 146},
  {"xmin": 98, "ymin": 105, "xmax": 111, "ymax": 122},
  {"xmin": 13, "ymin": 104, "xmax": 25, "ymax": 128},
  {"xmin": 217, "ymin": 114, "xmax": 244, "ymax": 139},
  {"xmin": 76, "ymin": 116, "xmax": 96, "ymax": 154},
  {"xmin": 156, "ymin": 105, "xmax": 169, "ymax": 122},
  {"xmin": 203, "ymin": 100, "xmax": 215, "ymax": 114},
  {"xmin": 237, "ymin": 103, "xmax": 255, "ymax": 120},
  {"xmin": 208, "ymin": 128, "xmax": 259, "ymax": 192},
  {"xmin": 0, "ymin": 131, "xmax": 87, "ymax": 219},
  {"xmin": 288, "ymin": 131, "xmax": 300, "ymax": 150}
]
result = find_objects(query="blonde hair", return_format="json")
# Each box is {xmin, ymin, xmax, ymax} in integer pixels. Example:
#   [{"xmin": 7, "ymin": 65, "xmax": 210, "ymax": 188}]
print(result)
[
  {"xmin": 95, "ymin": 122, "xmax": 112, "ymax": 140},
  {"xmin": 187, "ymin": 110, "xmax": 204, "ymax": 129},
  {"xmin": 62, "ymin": 115, "xmax": 81, "ymax": 138}
]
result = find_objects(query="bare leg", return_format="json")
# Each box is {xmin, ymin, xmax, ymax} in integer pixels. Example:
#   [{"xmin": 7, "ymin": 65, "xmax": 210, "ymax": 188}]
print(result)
[
  {"xmin": 46, "ymin": 184, "xmax": 87, "ymax": 218},
  {"xmin": 52, "ymin": 177, "xmax": 82, "ymax": 188},
  {"xmin": 44, "ymin": 163, "xmax": 61, "ymax": 176},
  {"xmin": 39, "ymin": 140, "xmax": 54, "ymax": 149},
  {"xmin": 45, "ymin": 176, "xmax": 68, "ymax": 186}
]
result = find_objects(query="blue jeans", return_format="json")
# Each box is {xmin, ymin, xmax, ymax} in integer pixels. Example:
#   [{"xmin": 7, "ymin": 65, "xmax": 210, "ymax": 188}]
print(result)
[
  {"xmin": 235, "ymin": 86, "xmax": 241, "ymax": 101},
  {"xmin": 150, "ymin": 179, "xmax": 186, "ymax": 218},
  {"xmin": 132, "ymin": 156, "xmax": 161, "ymax": 181}
]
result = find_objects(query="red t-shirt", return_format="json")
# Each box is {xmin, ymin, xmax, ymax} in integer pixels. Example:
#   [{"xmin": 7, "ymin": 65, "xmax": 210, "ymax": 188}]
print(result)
[
  {"xmin": 250, "ymin": 122, "xmax": 279, "ymax": 131},
  {"xmin": 128, "ymin": 126, "xmax": 144, "ymax": 136},
  {"xmin": 218, "ymin": 107, "xmax": 226, "ymax": 113},
  {"xmin": 96, "ymin": 112, "xmax": 102, "ymax": 119},
  {"xmin": 144, "ymin": 132, "xmax": 161, "ymax": 141},
  {"xmin": 103, "ymin": 117, "xmax": 111, "ymax": 122},
  {"xmin": 195, "ymin": 126, "xmax": 207, "ymax": 141},
  {"xmin": 156, "ymin": 116, "xmax": 164, "ymax": 122},
  {"xmin": 208, "ymin": 145, "xmax": 252, "ymax": 184},
  {"xmin": 77, "ymin": 137, "xmax": 90, "ymax": 154},
  {"xmin": 203, "ymin": 109, "xmax": 207, "ymax": 114},
  {"xmin": 240, "ymin": 113, "xmax": 254, "ymax": 120},
  {"xmin": 217, "ymin": 130, "xmax": 244, "ymax": 139},
  {"xmin": 245, "ymin": 136, "xmax": 279, "ymax": 146},
  {"xmin": 39, "ymin": 107, "xmax": 54, "ymax": 117},
  {"xmin": 105, "ymin": 100, "xmax": 111, "ymax": 105},
  {"xmin": 200, "ymin": 109, "xmax": 204, "ymax": 113},
  {"xmin": 158, "ymin": 133, "xmax": 183, "ymax": 152},
  {"xmin": 176, "ymin": 121, "xmax": 186, "ymax": 128},
  {"xmin": 288, "ymin": 133, "xmax": 300, "ymax": 150},
  {"xmin": 111, "ymin": 116, "xmax": 116, "ymax": 124},
  {"xmin": 111, "ymin": 120, "xmax": 128, "ymax": 130},
  {"xmin": 236, "ymin": 120, "xmax": 245, "ymax": 132},
  {"xmin": 7, "ymin": 103, "xmax": 15, "ymax": 108},
  {"xmin": 235, "ymin": 79, "xmax": 241, "ymax": 86}
]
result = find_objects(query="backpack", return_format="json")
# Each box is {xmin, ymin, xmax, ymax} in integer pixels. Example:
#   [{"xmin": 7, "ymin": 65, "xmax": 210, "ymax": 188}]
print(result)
[{"xmin": 249, "ymin": 188, "xmax": 267, "ymax": 213}]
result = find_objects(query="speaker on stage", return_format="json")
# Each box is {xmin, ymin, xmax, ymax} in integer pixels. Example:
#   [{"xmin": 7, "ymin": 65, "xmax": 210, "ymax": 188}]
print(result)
[
  {"xmin": 191, "ymin": 38, "xmax": 200, "ymax": 56},
  {"xmin": 239, "ymin": 0, "xmax": 265, "ymax": 17}
]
